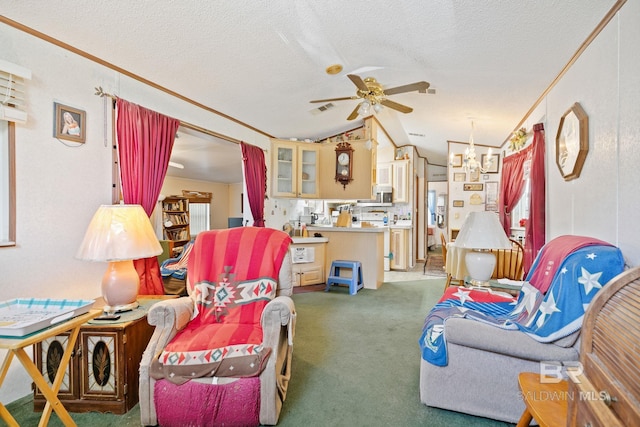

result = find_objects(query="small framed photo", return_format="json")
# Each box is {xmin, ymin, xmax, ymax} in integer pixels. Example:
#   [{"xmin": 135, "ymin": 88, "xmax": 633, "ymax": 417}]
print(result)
[
  {"xmin": 453, "ymin": 172, "xmax": 466, "ymax": 182},
  {"xmin": 485, "ymin": 181, "xmax": 498, "ymax": 211},
  {"xmin": 481, "ymin": 153, "xmax": 500, "ymax": 173},
  {"xmin": 463, "ymin": 183, "xmax": 484, "ymax": 191},
  {"xmin": 450, "ymin": 154, "xmax": 463, "ymax": 168},
  {"xmin": 54, "ymin": 103, "xmax": 86, "ymax": 143},
  {"xmin": 452, "ymin": 200, "xmax": 464, "ymax": 208},
  {"xmin": 469, "ymin": 168, "xmax": 480, "ymax": 182}
]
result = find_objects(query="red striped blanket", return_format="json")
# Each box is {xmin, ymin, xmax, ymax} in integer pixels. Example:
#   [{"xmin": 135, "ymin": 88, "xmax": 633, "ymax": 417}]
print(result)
[{"xmin": 151, "ymin": 227, "xmax": 292, "ymax": 384}]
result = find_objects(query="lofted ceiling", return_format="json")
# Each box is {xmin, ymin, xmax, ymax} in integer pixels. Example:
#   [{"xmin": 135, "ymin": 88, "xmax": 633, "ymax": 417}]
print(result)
[{"xmin": 2, "ymin": 1, "xmax": 618, "ymax": 183}]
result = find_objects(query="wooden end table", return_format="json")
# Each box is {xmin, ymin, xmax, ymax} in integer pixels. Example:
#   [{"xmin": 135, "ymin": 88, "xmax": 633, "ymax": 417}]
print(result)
[
  {"xmin": 32, "ymin": 296, "xmax": 174, "ymax": 415},
  {"xmin": 0, "ymin": 310, "xmax": 100, "ymax": 427},
  {"xmin": 516, "ymin": 372, "xmax": 568, "ymax": 427}
]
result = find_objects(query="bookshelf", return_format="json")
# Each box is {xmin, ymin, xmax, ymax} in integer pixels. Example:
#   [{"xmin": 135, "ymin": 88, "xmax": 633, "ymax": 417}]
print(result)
[{"xmin": 162, "ymin": 196, "xmax": 190, "ymax": 254}]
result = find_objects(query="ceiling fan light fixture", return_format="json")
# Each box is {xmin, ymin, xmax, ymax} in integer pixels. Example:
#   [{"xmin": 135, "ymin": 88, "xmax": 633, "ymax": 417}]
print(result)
[
  {"xmin": 357, "ymin": 100, "xmax": 371, "ymax": 116},
  {"xmin": 373, "ymin": 103, "xmax": 384, "ymax": 113}
]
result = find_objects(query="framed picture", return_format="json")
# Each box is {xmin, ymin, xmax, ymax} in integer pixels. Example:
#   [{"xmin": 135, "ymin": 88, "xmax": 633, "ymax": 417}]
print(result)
[
  {"xmin": 452, "ymin": 200, "xmax": 464, "ymax": 208},
  {"xmin": 481, "ymin": 153, "xmax": 500, "ymax": 173},
  {"xmin": 453, "ymin": 172, "xmax": 466, "ymax": 182},
  {"xmin": 463, "ymin": 183, "xmax": 483, "ymax": 191},
  {"xmin": 54, "ymin": 103, "xmax": 86, "ymax": 143},
  {"xmin": 450, "ymin": 153, "xmax": 463, "ymax": 168},
  {"xmin": 485, "ymin": 181, "xmax": 498, "ymax": 211},
  {"xmin": 470, "ymin": 168, "xmax": 480, "ymax": 182}
]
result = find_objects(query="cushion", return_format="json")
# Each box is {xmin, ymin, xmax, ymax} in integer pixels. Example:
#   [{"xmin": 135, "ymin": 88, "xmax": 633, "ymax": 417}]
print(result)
[{"xmin": 151, "ymin": 276, "xmax": 277, "ymax": 384}]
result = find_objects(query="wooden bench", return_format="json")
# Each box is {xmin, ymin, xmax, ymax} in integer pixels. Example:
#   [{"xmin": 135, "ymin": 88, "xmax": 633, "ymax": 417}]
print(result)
[{"xmin": 517, "ymin": 267, "xmax": 640, "ymax": 426}]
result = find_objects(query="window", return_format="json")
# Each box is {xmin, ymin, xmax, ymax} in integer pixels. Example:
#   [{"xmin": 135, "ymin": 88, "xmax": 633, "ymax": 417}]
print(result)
[
  {"xmin": 189, "ymin": 202, "xmax": 210, "ymax": 236},
  {"xmin": 0, "ymin": 120, "xmax": 15, "ymax": 246},
  {"xmin": 510, "ymin": 177, "xmax": 530, "ymax": 239}
]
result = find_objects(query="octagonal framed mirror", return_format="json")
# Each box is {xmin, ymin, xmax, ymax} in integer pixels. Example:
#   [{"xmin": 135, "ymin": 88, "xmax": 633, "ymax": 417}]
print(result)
[{"xmin": 555, "ymin": 102, "xmax": 589, "ymax": 181}]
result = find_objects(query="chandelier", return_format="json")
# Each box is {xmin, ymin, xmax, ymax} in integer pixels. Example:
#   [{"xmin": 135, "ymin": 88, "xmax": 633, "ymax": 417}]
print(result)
[{"xmin": 450, "ymin": 121, "xmax": 494, "ymax": 173}]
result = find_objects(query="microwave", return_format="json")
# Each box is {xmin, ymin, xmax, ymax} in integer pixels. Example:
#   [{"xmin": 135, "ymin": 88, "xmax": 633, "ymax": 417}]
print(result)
[
  {"xmin": 357, "ymin": 186, "xmax": 393, "ymax": 207},
  {"xmin": 375, "ymin": 189, "xmax": 393, "ymax": 204}
]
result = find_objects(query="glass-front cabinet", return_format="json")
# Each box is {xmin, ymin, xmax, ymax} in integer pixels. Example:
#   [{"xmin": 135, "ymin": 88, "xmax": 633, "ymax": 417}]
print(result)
[{"xmin": 272, "ymin": 140, "xmax": 319, "ymax": 198}]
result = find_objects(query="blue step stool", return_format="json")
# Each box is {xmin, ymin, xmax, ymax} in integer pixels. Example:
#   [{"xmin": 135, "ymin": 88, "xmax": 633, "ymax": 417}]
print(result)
[{"xmin": 325, "ymin": 260, "xmax": 363, "ymax": 296}]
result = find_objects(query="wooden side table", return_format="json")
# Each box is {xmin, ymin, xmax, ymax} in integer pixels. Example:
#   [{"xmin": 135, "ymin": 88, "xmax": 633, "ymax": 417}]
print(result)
[
  {"xmin": 516, "ymin": 372, "xmax": 568, "ymax": 427},
  {"xmin": 0, "ymin": 310, "xmax": 100, "ymax": 427},
  {"xmin": 33, "ymin": 296, "xmax": 172, "ymax": 414}
]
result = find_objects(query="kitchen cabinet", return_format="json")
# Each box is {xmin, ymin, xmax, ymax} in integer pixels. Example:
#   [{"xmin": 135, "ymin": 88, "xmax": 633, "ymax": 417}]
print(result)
[
  {"xmin": 376, "ymin": 162, "xmax": 392, "ymax": 186},
  {"xmin": 392, "ymin": 160, "xmax": 409, "ymax": 203},
  {"xmin": 290, "ymin": 238, "xmax": 327, "ymax": 286},
  {"xmin": 271, "ymin": 139, "xmax": 319, "ymax": 198},
  {"xmin": 390, "ymin": 227, "xmax": 409, "ymax": 270}
]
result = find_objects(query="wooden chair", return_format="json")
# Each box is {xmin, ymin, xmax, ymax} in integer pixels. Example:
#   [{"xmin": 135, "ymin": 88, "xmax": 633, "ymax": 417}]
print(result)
[
  {"xmin": 491, "ymin": 239, "xmax": 525, "ymax": 280},
  {"xmin": 441, "ymin": 234, "xmax": 461, "ymax": 291}
]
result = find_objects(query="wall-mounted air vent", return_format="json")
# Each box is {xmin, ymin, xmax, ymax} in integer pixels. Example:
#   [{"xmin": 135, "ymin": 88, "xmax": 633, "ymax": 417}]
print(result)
[
  {"xmin": 309, "ymin": 103, "xmax": 335, "ymax": 115},
  {"xmin": 408, "ymin": 132, "xmax": 426, "ymax": 138}
]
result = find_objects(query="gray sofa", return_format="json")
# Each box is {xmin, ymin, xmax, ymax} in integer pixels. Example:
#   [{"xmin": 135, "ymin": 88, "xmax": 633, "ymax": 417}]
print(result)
[
  {"xmin": 420, "ymin": 236, "xmax": 626, "ymax": 424},
  {"xmin": 419, "ymin": 317, "xmax": 579, "ymax": 423}
]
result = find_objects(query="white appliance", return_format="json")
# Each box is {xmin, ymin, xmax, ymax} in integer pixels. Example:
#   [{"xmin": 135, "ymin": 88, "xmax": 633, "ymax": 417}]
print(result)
[
  {"xmin": 360, "ymin": 212, "xmax": 391, "ymax": 271},
  {"xmin": 356, "ymin": 185, "xmax": 393, "ymax": 207}
]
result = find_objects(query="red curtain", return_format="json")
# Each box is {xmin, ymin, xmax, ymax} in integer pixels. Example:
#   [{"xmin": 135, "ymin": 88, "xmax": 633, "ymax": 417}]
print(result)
[
  {"xmin": 498, "ymin": 147, "xmax": 529, "ymax": 233},
  {"xmin": 116, "ymin": 99, "xmax": 180, "ymax": 295},
  {"xmin": 523, "ymin": 123, "xmax": 546, "ymax": 272},
  {"xmin": 240, "ymin": 142, "xmax": 266, "ymax": 227}
]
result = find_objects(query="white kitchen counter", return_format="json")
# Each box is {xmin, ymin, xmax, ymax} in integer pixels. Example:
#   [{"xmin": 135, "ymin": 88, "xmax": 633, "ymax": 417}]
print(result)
[
  {"xmin": 307, "ymin": 227, "xmax": 385, "ymax": 289},
  {"xmin": 292, "ymin": 236, "xmax": 329, "ymax": 243},
  {"xmin": 307, "ymin": 226, "xmax": 384, "ymax": 233}
]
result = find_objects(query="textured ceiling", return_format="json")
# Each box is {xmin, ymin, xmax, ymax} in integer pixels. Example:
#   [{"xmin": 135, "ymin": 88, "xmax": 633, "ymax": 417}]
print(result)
[{"xmin": 2, "ymin": 1, "xmax": 618, "ymax": 182}]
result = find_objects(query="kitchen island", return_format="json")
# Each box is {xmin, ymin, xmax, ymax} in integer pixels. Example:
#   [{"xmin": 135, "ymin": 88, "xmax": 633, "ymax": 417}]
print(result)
[{"xmin": 307, "ymin": 226, "xmax": 385, "ymax": 290}]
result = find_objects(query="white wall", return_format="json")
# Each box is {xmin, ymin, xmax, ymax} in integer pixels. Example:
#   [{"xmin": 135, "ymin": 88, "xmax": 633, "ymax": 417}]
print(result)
[
  {"xmin": 507, "ymin": 1, "xmax": 640, "ymax": 267},
  {"xmin": 446, "ymin": 141, "xmax": 501, "ymax": 235},
  {"xmin": 0, "ymin": 23, "xmax": 268, "ymax": 403}
]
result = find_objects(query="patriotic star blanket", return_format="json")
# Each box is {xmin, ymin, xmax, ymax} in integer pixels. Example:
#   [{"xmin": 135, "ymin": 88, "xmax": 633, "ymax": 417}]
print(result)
[
  {"xmin": 151, "ymin": 227, "xmax": 292, "ymax": 384},
  {"xmin": 420, "ymin": 238, "xmax": 624, "ymax": 367},
  {"xmin": 159, "ymin": 240, "xmax": 193, "ymax": 280}
]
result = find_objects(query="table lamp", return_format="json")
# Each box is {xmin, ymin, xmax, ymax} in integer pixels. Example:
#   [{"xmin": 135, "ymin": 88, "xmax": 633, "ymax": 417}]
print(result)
[
  {"xmin": 454, "ymin": 211, "xmax": 512, "ymax": 286},
  {"xmin": 76, "ymin": 204, "xmax": 162, "ymax": 315}
]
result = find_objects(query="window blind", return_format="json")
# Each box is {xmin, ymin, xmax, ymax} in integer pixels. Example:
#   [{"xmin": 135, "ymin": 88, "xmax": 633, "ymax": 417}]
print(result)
[{"xmin": 0, "ymin": 59, "xmax": 31, "ymax": 124}]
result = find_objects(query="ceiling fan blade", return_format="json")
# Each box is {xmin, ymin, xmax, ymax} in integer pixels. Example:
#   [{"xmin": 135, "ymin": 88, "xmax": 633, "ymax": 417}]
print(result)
[
  {"xmin": 347, "ymin": 104, "xmax": 360, "ymax": 121},
  {"xmin": 380, "ymin": 98, "xmax": 413, "ymax": 114},
  {"xmin": 384, "ymin": 81, "xmax": 430, "ymax": 95},
  {"xmin": 310, "ymin": 96, "xmax": 358, "ymax": 103},
  {"xmin": 347, "ymin": 74, "xmax": 369, "ymax": 92}
]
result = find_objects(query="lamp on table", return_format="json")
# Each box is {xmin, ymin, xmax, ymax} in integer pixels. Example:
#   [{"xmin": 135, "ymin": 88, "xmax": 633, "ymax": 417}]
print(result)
[
  {"xmin": 76, "ymin": 204, "xmax": 162, "ymax": 316},
  {"xmin": 454, "ymin": 211, "xmax": 512, "ymax": 286}
]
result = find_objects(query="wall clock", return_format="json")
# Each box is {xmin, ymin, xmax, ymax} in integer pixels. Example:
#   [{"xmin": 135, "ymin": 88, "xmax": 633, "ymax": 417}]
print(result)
[
  {"xmin": 335, "ymin": 141, "xmax": 354, "ymax": 189},
  {"xmin": 556, "ymin": 102, "xmax": 589, "ymax": 181}
]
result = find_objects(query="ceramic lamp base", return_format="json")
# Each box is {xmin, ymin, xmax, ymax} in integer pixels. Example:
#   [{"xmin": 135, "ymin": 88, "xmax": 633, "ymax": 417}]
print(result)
[
  {"xmin": 465, "ymin": 249, "xmax": 496, "ymax": 284},
  {"xmin": 101, "ymin": 260, "xmax": 140, "ymax": 313}
]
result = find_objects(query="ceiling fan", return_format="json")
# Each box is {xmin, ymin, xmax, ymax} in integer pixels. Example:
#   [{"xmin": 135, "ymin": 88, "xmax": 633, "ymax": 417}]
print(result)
[{"xmin": 310, "ymin": 74, "xmax": 430, "ymax": 120}]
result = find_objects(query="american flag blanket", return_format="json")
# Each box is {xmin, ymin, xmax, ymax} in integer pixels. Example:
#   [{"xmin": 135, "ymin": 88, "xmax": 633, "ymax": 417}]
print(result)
[{"xmin": 420, "ymin": 239, "xmax": 625, "ymax": 367}]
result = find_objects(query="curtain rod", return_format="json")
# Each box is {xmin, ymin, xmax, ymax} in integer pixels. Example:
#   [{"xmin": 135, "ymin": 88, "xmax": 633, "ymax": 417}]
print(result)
[{"xmin": 95, "ymin": 86, "xmax": 241, "ymax": 145}]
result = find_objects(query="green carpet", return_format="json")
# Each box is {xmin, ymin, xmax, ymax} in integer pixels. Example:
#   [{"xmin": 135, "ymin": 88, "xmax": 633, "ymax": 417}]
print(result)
[{"xmin": 2, "ymin": 279, "xmax": 513, "ymax": 427}]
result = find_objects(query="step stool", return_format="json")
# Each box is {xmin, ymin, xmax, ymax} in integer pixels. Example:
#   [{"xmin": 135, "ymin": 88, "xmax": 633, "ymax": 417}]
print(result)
[{"xmin": 325, "ymin": 260, "xmax": 363, "ymax": 295}]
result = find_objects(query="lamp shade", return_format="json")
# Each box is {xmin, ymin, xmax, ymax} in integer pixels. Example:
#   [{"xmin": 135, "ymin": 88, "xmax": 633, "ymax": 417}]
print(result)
[
  {"xmin": 454, "ymin": 211, "xmax": 511, "ymax": 250},
  {"xmin": 76, "ymin": 204, "xmax": 162, "ymax": 261}
]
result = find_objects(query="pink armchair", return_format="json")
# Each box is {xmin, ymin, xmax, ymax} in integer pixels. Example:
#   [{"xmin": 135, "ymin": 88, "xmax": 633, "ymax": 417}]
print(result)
[{"xmin": 139, "ymin": 227, "xmax": 295, "ymax": 426}]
